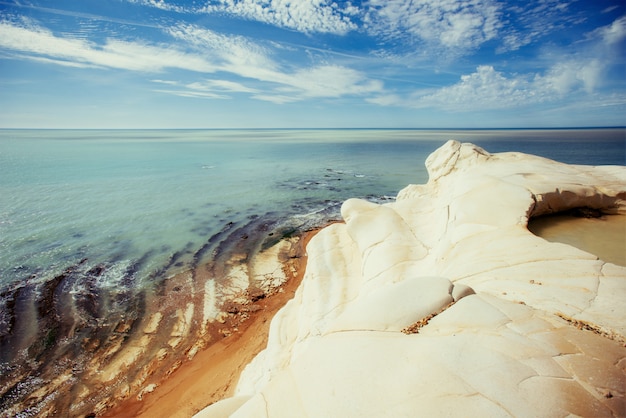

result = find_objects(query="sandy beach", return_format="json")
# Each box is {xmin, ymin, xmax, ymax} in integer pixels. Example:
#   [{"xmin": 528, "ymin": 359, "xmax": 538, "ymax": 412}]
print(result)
[{"xmin": 101, "ymin": 227, "xmax": 320, "ymax": 418}]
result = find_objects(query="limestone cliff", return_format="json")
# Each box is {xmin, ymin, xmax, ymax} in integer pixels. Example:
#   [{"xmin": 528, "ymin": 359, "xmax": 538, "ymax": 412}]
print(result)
[{"xmin": 197, "ymin": 140, "xmax": 626, "ymax": 417}]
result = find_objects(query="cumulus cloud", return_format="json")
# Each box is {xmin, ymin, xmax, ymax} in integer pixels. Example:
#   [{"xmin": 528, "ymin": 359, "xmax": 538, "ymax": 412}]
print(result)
[
  {"xmin": 199, "ymin": 0, "xmax": 357, "ymax": 34},
  {"xmin": 535, "ymin": 60, "xmax": 603, "ymax": 95},
  {"xmin": 371, "ymin": 61, "xmax": 607, "ymax": 111},
  {"xmin": 408, "ymin": 66, "xmax": 535, "ymax": 110},
  {"xmin": 364, "ymin": 0, "xmax": 502, "ymax": 50}
]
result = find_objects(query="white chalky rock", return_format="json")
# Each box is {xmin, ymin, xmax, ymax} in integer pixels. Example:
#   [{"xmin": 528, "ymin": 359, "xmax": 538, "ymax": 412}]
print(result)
[{"xmin": 197, "ymin": 141, "xmax": 626, "ymax": 418}]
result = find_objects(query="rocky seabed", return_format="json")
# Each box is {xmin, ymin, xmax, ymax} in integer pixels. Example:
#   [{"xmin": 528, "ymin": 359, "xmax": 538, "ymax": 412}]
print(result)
[{"xmin": 0, "ymin": 212, "xmax": 316, "ymax": 417}]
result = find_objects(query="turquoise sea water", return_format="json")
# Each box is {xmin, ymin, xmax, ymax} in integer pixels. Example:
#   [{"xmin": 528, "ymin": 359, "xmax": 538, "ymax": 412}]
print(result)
[
  {"xmin": 0, "ymin": 128, "xmax": 624, "ymax": 416},
  {"xmin": 1, "ymin": 128, "xmax": 624, "ymax": 292}
]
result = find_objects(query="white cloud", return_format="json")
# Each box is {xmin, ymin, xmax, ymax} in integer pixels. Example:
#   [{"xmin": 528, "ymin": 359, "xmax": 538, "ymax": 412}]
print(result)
[
  {"xmin": 602, "ymin": 6, "xmax": 620, "ymax": 14},
  {"xmin": 153, "ymin": 89, "xmax": 229, "ymax": 99},
  {"xmin": 498, "ymin": 0, "xmax": 585, "ymax": 52},
  {"xmin": 366, "ymin": 93, "xmax": 403, "ymax": 106},
  {"xmin": 3, "ymin": 52, "xmax": 99, "ymax": 69},
  {"xmin": 125, "ymin": 0, "xmax": 188, "ymax": 13},
  {"xmin": 0, "ymin": 19, "xmax": 382, "ymax": 104},
  {"xmin": 199, "ymin": 0, "xmax": 357, "ymax": 34},
  {"xmin": 166, "ymin": 24, "xmax": 383, "ymax": 101},
  {"xmin": 377, "ymin": 61, "xmax": 609, "ymax": 111},
  {"xmin": 364, "ymin": 0, "xmax": 502, "ymax": 50},
  {"xmin": 410, "ymin": 66, "xmax": 536, "ymax": 110},
  {"xmin": 0, "ymin": 20, "xmax": 216, "ymax": 72},
  {"xmin": 591, "ymin": 15, "xmax": 626, "ymax": 45},
  {"xmin": 198, "ymin": 79, "xmax": 260, "ymax": 93},
  {"xmin": 166, "ymin": 23, "xmax": 279, "ymax": 78},
  {"xmin": 285, "ymin": 65, "xmax": 383, "ymax": 98},
  {"xmin": 529, "ymin": 15, "xmax": 626, "ymax": 96},
  {"xmin": 535, "ymin": 60, "xmax": 603, "ymax": 95},
  {"xmin": 373, "ymin": 13, "xmax": 626, "ymax": 112},
  {"xmin": 153, "ymin": 76, "xmax": 273, "ymax": 100},
  {"xmin": 252, "ymin": 94, "xmax": 299, "ymax": 104}
]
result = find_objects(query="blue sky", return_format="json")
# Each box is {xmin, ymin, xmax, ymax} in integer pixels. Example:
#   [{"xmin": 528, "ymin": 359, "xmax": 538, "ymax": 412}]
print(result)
[{"xmin": 0, "ymin": 0, "xmax": 624, "ymax": 128}]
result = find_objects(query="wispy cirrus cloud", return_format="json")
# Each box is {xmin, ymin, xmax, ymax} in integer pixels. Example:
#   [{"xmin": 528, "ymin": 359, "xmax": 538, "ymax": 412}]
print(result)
[
  {"xmin": 165, "ymin": 23, "xmax": 279, "ymax": 78},
  {"xmin": 498, "ymin": 0, "xmax": 586, "ymax": 52},
  {"xmin": 274, "ymin": 64, "xmax": 383, "ymax": 101},
  {"xmin": 152, "ymin": 78, "xmax": 259, "ymax": 99},
  {"xmin": 153, "ymin": 60, "xmax": 382, "ymax": 104},
  {"xmin": 164, "ymin": 23, "xmax": 382, "ymax": 102},
  {"xmin": 0, "ymin": 18, "xmax": 383, "ymax": 104},
  {"xmin": 0, "ymin": 19, "xmax": 216, "ymax": 72}
]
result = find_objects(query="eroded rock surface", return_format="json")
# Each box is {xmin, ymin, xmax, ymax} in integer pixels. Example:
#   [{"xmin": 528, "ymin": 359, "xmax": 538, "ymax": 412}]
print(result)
[{"xmin": 197, "ymin": 140, "xmax": 626, "ymax": 418}]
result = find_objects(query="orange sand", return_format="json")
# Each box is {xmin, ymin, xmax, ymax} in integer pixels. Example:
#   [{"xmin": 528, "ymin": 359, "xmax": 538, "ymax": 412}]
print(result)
[{"xmin": 101, "ymin": 229, "xmax": 317, "ymax": 418}]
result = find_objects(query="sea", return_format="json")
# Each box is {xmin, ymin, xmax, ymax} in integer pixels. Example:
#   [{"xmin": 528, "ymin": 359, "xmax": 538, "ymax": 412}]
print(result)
[{"xmin": 0, "ymin": 128, "xmax": 624, "ymax": 416}]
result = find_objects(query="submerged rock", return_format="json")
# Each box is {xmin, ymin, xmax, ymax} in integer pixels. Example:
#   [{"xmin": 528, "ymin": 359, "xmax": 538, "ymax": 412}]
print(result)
[{"xmin": 198, "ymin": 140, "xmax": 626, "ymax": 417}]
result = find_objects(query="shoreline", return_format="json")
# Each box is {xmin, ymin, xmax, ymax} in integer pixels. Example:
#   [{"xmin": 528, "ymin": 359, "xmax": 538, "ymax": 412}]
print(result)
[
  {"xmin": 0, "ymin": 208, "xmax": 333, "ymax": 417},
  {"xmin": 101, "ymin": 226, "xmax": 322, "ymax": 418},
  {"xmin": 100, "ymin": 214, "xmax": 626, "ymax": 417},
  {"xmin": 105, "ymin": 212, "xmax": 626, "ymax": 418},
  {"xmin": 194, "ymin": 140, "xmax": 626, "ymax": 417}
]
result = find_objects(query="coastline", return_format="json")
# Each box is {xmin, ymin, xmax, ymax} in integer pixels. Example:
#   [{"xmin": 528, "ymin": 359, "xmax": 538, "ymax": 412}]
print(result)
[
  {"xmin": 196, "ymin": 140, "xmax": 626, "ymax": 417},
  {"xmin": 101, "ymin": 226, "xmax": 322, "ymax": 418},
  {"xmin": 0, "ymin": 204, "xmax": 336, "ymax": 417},
  {"xmin": 1, "ymin": 132, "xmax": 624, "ymax": 417},
  {"xmin": 103, "ymin": 213, "xmax": 626, "ymax": 418}
]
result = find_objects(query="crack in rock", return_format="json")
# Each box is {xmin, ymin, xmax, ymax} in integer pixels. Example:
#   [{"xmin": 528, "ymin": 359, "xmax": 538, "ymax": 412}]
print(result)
[{"xmin": 401, "ymin": 300, "xmax": 457, "ymax": 335}]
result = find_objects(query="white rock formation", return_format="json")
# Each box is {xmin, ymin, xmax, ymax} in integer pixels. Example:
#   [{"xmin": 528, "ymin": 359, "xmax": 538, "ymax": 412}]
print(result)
[{"xmin": 196, "ymin": 140, "xmax": 626, "ymax": 418}]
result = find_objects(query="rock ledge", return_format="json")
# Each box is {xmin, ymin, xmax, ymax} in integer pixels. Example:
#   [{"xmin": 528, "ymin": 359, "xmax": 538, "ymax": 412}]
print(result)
[{"xmin": 197, "ymin": 141, "xmax": 626, "ymax": 418}]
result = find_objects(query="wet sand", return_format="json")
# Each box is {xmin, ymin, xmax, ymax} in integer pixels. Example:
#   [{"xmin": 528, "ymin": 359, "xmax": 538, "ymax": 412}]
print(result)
[
  {"xmin": 0, "ymin": 207, "xmax": 331, "ymax": 417},
  {"xmin": 101, "ymin": 228, "xmax": 319, "ymax": 418},
  {"xmin": 528, "ymin": 214, "xmax": 626, "ymax": 267}
]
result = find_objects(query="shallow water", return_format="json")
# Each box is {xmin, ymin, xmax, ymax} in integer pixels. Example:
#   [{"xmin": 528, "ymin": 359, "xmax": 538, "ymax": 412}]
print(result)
[
  {"xmin": 1, "ymin": 128, "xmax": 624, "ymax": 291},
  {"xmin": 529, "ymin": 214, "xmax": 626, "ymax": 267}
]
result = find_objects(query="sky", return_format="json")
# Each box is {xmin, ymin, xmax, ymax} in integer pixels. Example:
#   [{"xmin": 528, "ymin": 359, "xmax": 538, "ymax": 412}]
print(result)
[{"xmin": 0, "ymin": 0, "xmax": 625, "ymax": 128}]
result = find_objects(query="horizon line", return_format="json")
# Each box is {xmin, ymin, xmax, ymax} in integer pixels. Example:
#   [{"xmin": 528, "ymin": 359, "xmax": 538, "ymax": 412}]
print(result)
[{"xmin": 1, "ymin": 126, "xmax": 625, "ymax": 131}]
